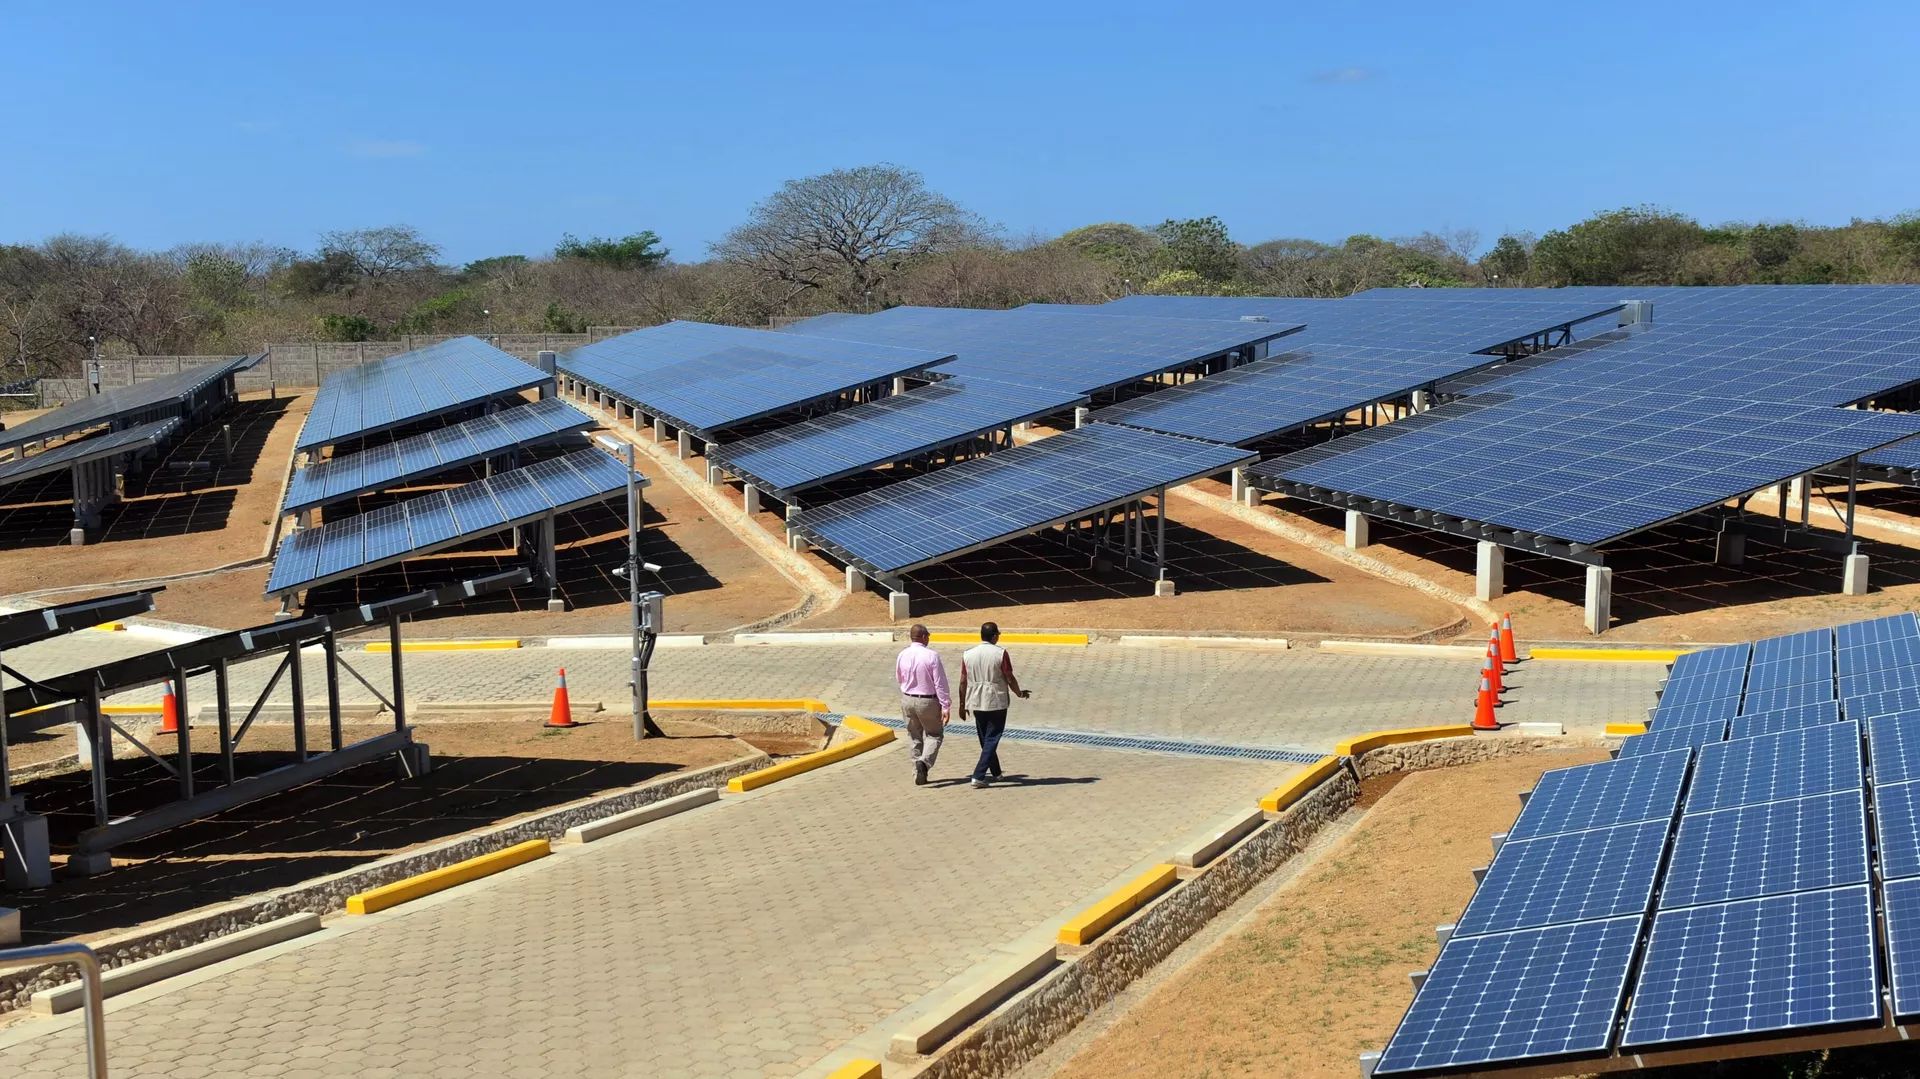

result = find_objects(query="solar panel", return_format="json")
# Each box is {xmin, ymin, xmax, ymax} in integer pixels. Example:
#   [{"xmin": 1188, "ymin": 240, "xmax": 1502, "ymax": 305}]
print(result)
[
  {"xmin": 1649, "ymin": 695, "xmax": 1743, "ymax": 730},
  {"xmin": 297, "ymin": 337, "xmax": 552, "ymax": 451},
  {"xmin": 1667, "ymin": 642, "xmax": 1753, "ymax": 681},
  {"xmin": 1661, "ymin": 789, "xmax": 1870, "ymax": 908},
  {"xmin": 266, "ymin": 448, "xmax": 634, "ymax": 596},
  {"xmin": 1840, "ymin": 659, "xmax": 1920, "ymax": 700},
  {"xmin": 1454, "ymin": 819, "xmax": 1668, "ymax": 937},
  {"xmin": 563, "ymin": 321, "xmax": 955, "ymax": 439},
  {"xmin": 1743, "ymin": 653, "xmax": 1834, "ymax": 694},
  {"xmin": 1874, "ymin": 781, "xmax": 1920, "ymax": 880},
  {"xmin": 1507, "ymin": 750, "xmax": 1690, "ymax": 842},
  {"xmin": 1750, "ymin": 626, "xmax": 1835, "ymax": 665},
  {"xmin": 1618, "ymin": 718, "xmax": 1727, "ymax": 759},
  {"xmin": 1372, "ymin": 915, "xmax": 1642, "ymax": 1075},
  {"xmin": 780, "ymin": 305, "xmax": 1294, "ymax": 397},
  {"xmin": 0, "ymin": 417, "xmax": 179, "ymax": 491},
  {"xmin": 1837, "ymin": 611, "xmax": 1920, "ymax": 655},
  {"xmin": 709, "ymin": 378, "xmax": 1085, "ymax": 498},
  {"xmin": 1657, "ymin": 666, "xmax": 1748, "ymax": 710},
  {"xmin": 1685, "ymin": 722, "xmax": 1863, "ymax": 813},
  {"xmin": 1843, "ymin": 685, "xmax": 1920, "ymax": 722},
  {"xmin": 0, "ymin": 355, "xmax": 254, "ymax": 454},
  {"xmin": 1884, "ymin": 877, "xmax": 1920, "ymax": 1019},
  {"xmin": 283, "ymin": 399, "xmax": 594, "ymax": 514},
  {"xmin": 1621, "ymin": 885, "xmax": 1880, "ymax": 1047},
  {"xmin": 1249, "ymin": 386, "xmax": 1920, "ymax": 547},
  {"xmin": 1096, "ymin": 295, "xmax": 1626, "ymax": 355},
  {"xmin": 791, "ymin": 423, "xmax": 1254, "ymax": 579},
  {"xmin": 1728, "ymin": 700, "xmax": 1843, "ymax": 740},
  {"xmin": 1869, "ymin": 711, "xmax": 1920, "ymax": 786},
  {"xmin": 1740, "ymin": 680, "xmax": 1838, "ymax": 717}
]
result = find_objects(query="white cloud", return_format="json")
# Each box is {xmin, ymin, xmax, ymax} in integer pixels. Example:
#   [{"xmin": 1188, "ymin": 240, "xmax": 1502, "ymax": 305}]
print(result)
[
  {"xmin": 346, "ymin": 139, "xmax": 427, "ymax": 159},
  {"xmin": 1309, "ymin": 66, "xmax": 1377, "ymax": 85}
]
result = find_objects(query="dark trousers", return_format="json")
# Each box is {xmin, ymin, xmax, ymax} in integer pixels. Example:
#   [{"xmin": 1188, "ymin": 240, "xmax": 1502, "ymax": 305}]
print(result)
[{"xmin": 972, "ymin": 709, "xmax": 1008, "ymax": 781}]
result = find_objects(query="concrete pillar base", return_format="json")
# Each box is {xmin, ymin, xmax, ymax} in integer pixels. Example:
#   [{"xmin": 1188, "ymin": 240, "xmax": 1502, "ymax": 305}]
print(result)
[
  {"xmin": 1845, "ymin": 553, "xmax": 1870, "ymax": 596},
  {"xmin": 677, "ymin": 431, "xmax": 691, "ymax": 460},
  {"xmin": 1476, "ymin": 541, "xmax": 1505, "ymax": 602},
  {"xmin": 788, "ymin": 531, "xmax": 809, "ymax": 553},
  {"xmin": 1715, "ymin": 530, "xmax": 1746, "ymax": 566},
  {"xmin": 1243, "ymin": 486, "xmax": 1261, "ymax": 507},
  {"xmin": 2, "ymin": 813, "xmax": 54, "ymax": 889},
  {"xmin": 1230, "ymin": 468, "xmax": 1248, "ymax": 502},
  {"xmin": 546, "ymin": 598, "xmax": 567, "ymax": 613},
  {"xmin": 892, "ymin": 377, "xmax": 907, "ymax": 395},
  {"xmin": 845, "ymin": 565, "xmax": 861, "ymax": 595},
  {"xmin": 653, "ymin": 419, "xmax": 666, "ymax": 442},
  {"xmin": 66, "ymin": 851, "xmax": 113, "ymax": 877},
  {"xmin": 1074, "ymin": 406, "xmax": 1090, "ymax": 429},
  {"xmin": 888, "ymin": 592, "xmax": 911, "ymax": 620},
  {"xmin": 707, "ymin": 463, "xmax": 724, "ymax": 486},
  {"xmin": 1154, "ymin": 578, "xmax": 1176, "ymax": 597},
  {"xmin": 1345, "ymin": 510, "xmax": 1371, "ymax": 549},
  {"xmin": 69, "ymin": 528, "xmax": 85, "ymax": 547},
  {"xmin": 0, "ymin": 907, "xmax": 18, "ymax": 946},
  {"xmin": 399, "ymin": 742, "xmax": 433, "ymax": 779},
  {"xmin": 1412, "ymin": 389, "xmax": 1430, "ymax": 413},
  {"xmin": 744, "ymin": 485, "xmax": 761, "ymax": 516},
  {"xmin": 1585, "ymin": 565, "xmax": 1613, "ymax": 635}
]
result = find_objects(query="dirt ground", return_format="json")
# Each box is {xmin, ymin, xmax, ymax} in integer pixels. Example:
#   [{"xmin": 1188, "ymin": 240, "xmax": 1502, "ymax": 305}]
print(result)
[
  {"xmin": 1049, "ymin": 749, "xmax": 1609, "ymax": 1079},
  {"xmin": 3, "ymin": 709, "xmax": 809, "ymax": 943}
]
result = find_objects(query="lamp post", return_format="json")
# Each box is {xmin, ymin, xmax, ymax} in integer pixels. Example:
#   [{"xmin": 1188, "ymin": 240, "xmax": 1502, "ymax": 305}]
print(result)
[{"xmin": 596, "ymin": 435, "xmax": 666, "ymax": 739}]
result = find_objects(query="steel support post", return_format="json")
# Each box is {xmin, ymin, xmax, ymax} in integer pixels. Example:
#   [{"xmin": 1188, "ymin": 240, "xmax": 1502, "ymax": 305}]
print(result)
[
  {"xmin": 215, "ymin": 657, "xmax": 235, "ymax": 785},
  {"xmin": 324, "ymin": 633, "xmax": 344, "ymax": 752},
  {"xmin": 86, "ymin": 690, "xmax": 108, "ymax": 827},
  {"xmin": 388, "ymin": 616, "xmax": 406, "ymax": 733},
  {"xmin": 173, "ymin": 665, "xmax": 193, "ymax": 799},
  {"xmin": 287, "ymin": 641, "xmax": 307, "ymax": 762}
]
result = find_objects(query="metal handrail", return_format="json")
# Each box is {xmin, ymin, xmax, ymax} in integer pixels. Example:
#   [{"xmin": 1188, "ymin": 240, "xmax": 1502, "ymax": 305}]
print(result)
[{"xmin": 0, "ymin": 942, "xmax": 108, "ymax": 1077}]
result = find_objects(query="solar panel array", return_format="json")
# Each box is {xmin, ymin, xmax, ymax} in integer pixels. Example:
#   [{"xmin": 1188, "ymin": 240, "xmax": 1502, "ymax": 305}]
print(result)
[
  {"xmin": 282, "ymin": 398, "xmax": 593, "ymax": 514},
  {"xmin": 1251, "ymin": 386, "xmax": 1920, "ymax": 546},
  {"xmin": 1379, "ymin": 612, "xmax": 1920, "ymax": 1075},
  {"xmin": 0, "ymin": 417, "xmax": 179, "ymax": 491},
  {"xmin": 709, "ymin": 377, "xmax": 1085, "ymax": 498},
  {"xmin": 296, "ymin": 337, "xmax": 552, "ymax": 452},
  {"xmin": 1095, "ymin": 295, "xmax": 1625, "ymax": 354},
  {"xmin": 778, "ymin": 305, "xmax": 1295, "ymax": 396},
  {"xmin": 266, "ymin": 448, "xmax": 632, "ymax": 596},
  {"xmin": 0, "ymin": 355, "xmax": 253, "ymax": 454},
  {"xmin": 560, "ymin": 320, "xmax": 953, "ymax": 439},
  {"xmin": 790, "ymin": 422, "xmax": 1254, "ymax": 578}
]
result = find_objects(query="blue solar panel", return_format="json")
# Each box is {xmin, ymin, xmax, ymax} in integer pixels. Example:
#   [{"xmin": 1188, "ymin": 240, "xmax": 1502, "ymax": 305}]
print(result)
[
  {"xmin": 1844, "ymin": 685, "xmax": 1920, "ymax": 722},
  {"xmin": 1661, "ymin": 789, "xmax": 1869, "ymax": 908},
  {"xmin": 297, "ymin": 337, "xmax": 552, "ymax": 451},
  {"xmin": 1874, "ymin": 781, "xmax": 1920, "ymax": 880},
  {"xmin": 561, "ymin": 321, "xmax": 954, "ymax": 439},
  {"xmin": 1883, "ymin": 876, "xmax": 1920, "ymax": 1019},
  {"xmin": 1621, "ymin": 885, "xmax": 1880, "ymax": 1047},
  {"xmin": 1454, "ymin": 819, "xmax": 1668, "ymax": 937},
  {"xmin": 1667, "ymin": 642, "xmax": 1752, "ymax": 681},
  {"xmin": 1729, "ymin": 701, "xmax": 1843, "ymax": 740},
  {"xmin": 1372, "ymin": 915, "xmax": 1642, "ymax": 1075},
  {"xmin": 792, "ymin": 423, "xmax": 1254, "ymax": 578},
  {"xmin": 266, "ymin": 448, "xmax": 634, "ymax": 596},
  {"xmin": 1870, "ymin": 711, "xmax": 1920, "ymax": 786},
  {"xmin": 711, "ymin": 378, "xmax": 1085, "ymax": 498},
  {"xmin": 1507, "ymin": 750, "xmax": 1690, "ymax": 842},
  {"xmin": 1649, "ymin": 695, "xmax": 1743, "ymax": 730},
  {"xmin": 1686, "ymin": 722, "xmax": 1863, "ymax": 813},
  {"xmin": 1657, "ymin": 666, "xmax": 1748, "ymax": 710},
  {"xmin": 283, "ymin": 399, "xmax": 594, "ymax": 513},
  {"xmin": 780, "ymin": 305, "xmax": 1294, "ymax": 397},
  {"xmin": 1837, "ymin": 612, "xmax": 1920, "ymax": 658},
  {"xmin": 0, "ymin": 417, "xmax": 180, "ymax": 491},
  {"xmin": 1744, "ymin": 653, "xmax": 1833, "ymax": 694},
  {"xmin": 1751, "ymin": 627, "xmax": 1835, "ymax": 666},
  {"xmin": 1840, "ymin": 659, "xmax": 1920, "ymax": 700},
  {"xmin": 1248, "ymin": 386, "xmax": 1920, "ymax": 546},
  {"xmin": 1740, "ymin": 679, "xmax": 1837, "ymax": 716},
  {"xmin": 0, "ymin": 355, "xmax": 253, "ymax": 454},
  {"xmin": 1097, "ymin": 295, "xmax": 1625, "ymax": 355},
  {"xmin": 1619, "ymin": 718, "xmax": 1727, "ymax": 759}
]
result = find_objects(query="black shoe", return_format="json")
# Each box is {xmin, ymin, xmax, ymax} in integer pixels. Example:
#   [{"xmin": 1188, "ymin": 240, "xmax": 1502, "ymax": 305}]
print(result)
[
  {"xmin": 915, "ymin": 762, "xmax": 929, "ymax": 786},
  {"xmin": 971, "ymin": 778, "xmax": 989, "ymax": 789}
]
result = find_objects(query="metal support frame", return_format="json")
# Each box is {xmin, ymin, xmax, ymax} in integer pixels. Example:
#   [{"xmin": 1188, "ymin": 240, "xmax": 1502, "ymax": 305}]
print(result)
[
  {"xmin": 1260, "ymin": 479, "xmax": 1606, "ymax": 567},
  {"xmin": 0, "ymin": 943, "xmax": 107, "ymax": 1078},
  {"xmin": 1056, "ymin": 492, "xmax": 1171, "ymax": 581}
]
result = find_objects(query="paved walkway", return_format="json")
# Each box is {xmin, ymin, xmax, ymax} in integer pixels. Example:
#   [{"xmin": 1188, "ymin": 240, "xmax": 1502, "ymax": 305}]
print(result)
[
  {"xmin": 1, "ymin": 739, "xmax": 1287, "ymax": 1078},
  {"xmin": 6, "ymin": 634, "xmax": 1665, "ymax": 751}
]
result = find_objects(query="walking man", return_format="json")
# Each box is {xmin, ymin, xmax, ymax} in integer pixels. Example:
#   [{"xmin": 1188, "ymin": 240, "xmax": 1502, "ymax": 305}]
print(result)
[
  {"xmin": 896, "ymin": 623, "xmax": 951, "ymax": 786},
  {"xmin": 958, "ymin": 621, "xmax": 1031, "ymax": 789}
]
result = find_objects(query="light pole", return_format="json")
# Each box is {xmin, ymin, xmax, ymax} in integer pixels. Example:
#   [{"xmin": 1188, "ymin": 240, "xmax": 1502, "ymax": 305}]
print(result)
[
  {"xmin": 86, "ymin": 336, "xmax": 100, "ymax": 395},
  {"xmin": 483, "ymin": 308, "xmax": 493, "ymax": 344},
  {"xmin": 596, "ymin": 435, "xmax": 666, "ymax": 738}
]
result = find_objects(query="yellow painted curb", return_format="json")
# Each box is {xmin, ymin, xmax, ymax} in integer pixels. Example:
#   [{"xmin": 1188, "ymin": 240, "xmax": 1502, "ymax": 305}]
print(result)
[
  {"xmin": 1529, "ymin": 647, "xmax": 1690, "ymax": 662},
  {"xmin": 1335, "ymin": 724, "xmax": 1479, "ymax": 758},
  {"xmin": 825, "ymin": 1061, "xmax": 882, "ymax": 1079},
  {"xmin": 345, "ymin": 839, "xmax": 550, "ymax": 915},
  {"xmin": 929, "ymin": 631, "xmax": 1089, "ymax": 646},
  {"xmin": 1606, "ymin": 722, "xmax": 1649, "ymax": 736},
  {"xmin": 726, "ymin": 715, "xmax": 894, "ymax": 793},
  {"xmin": 1058, "ymin": 864, "xmax": 1179, "ymax": 946},
  {"xmin": 654, "ymin": 698, "xmax": 831, "ymax": 713},
  {"xmin": 365, "ymin": 638, "xmax": 521, "ymax": 653},
  {"xmin": 100, "ymin": 704, "xmax": 164, "ymax": 715},
  {"xmin": 1260, "ymin": 755, "xmax": 1342, "ymax": 814},
  {"xmin": 90, "ymin": 622, "xmax": 126, "ymax": 632}
]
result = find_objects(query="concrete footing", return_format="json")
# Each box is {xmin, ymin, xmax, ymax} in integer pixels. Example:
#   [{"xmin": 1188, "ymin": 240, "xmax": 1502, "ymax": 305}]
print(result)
[
  {"xmin": 652, "ymin": 418, "xmax": 666, "ymax": 441},
  {"xmin": 2, "ymin": 813, "xmax": 53, "ymax": 889},
  {"xmin": 845, "ymin": 565, "xmax": 861, "ymax": 594},
  {"xmin": 1715, "ymin": 529, "xmax": 1746, "ymax": 566},
  {"xmin": 1242, "ymin": 485, "xmax": 1260, "ymax": 507},
  {"xmin": 67, "ymin": 851, "xmax": 112, "ymax": 877},
  {"xmin": 0, "ymin": 907, "xmax": 17, "ymax": 945},
  {"xmin": 68, "ymin": 528, "xmax": 85, "ymax": 547},
  {"xmin": 1845, "ymin": 553, "xmax": 1870, "ymax": 596},
  {"xmin": 788, "ymin": 531, "xmax": 808, "ymax": 553},
  {"xmin": 1074, "ymin": 406, "xmax": 1089, "ymax": 429},
  {"xmin": 707, "ymin": 462, "xmax": 724, "ymax": 486},
  {"xmin": 1585, "ymin": 565, "xmax": 1613, "ymax": 635},
  {"xmin": 744, "ymin": 484, "xmax": 760, "ymax": 516},
  {"xmin": 1154, "ymin": 578, "xmax": 1176, "ymax": 597},
  {"xmin": 1345, "ymin": 510, "xmax": 1370, "ymax": 549},
  {"xmin": 546, "ymin": 598, "xmax": 566, "ymax": 613},
  {"xmin": 892, "ymin": 376, "xmax": 907, "ymax": 395},
  {"xmin": 1475, "ymin": 541, "xmax": 1504, "ymax": 601},
  {"xmin": 1230, "ymin": 468, "xmax": 1248, "ymax": 503},
  {"xmin": 888, "ymin": 591, "xmax": 911, "ymax": 620},
  {"xmin": 676, "ymin": 431, "xmax": 691, "ymax": 460}
]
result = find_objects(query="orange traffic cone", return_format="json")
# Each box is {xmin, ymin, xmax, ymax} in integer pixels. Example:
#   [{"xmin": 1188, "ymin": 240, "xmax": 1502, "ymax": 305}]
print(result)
[
  {"xmin": 159, "ymin": 680, "xmax": 183, "ymax": 734},
  {"xmin": 1482, "ymin": 651, "xmax": 1504, "ymax": 698},
  {"xmin": 1498, "ymin": 614, "xmax": 1519, "ymax": 664},
  {"xmin": 545, "ymin": 668, "xmax": 578, "ymax": 728},
  {"xmin": 1472, "ymin": 675, "xmax": 1498, "ymax": 730}
]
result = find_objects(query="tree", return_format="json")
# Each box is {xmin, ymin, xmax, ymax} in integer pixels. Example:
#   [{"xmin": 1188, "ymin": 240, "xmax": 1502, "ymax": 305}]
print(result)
[
  {"xmin": 1480, "ymin": 234, "xmax": 1533, "ymax": 285},
  {"xmin": 1530, "ymin": 206, "xmax": 1706, "ymax": 286},
  {"xmin": 714, "ymin": 164, "xmax": 985, "ymax": 308},
  {"xmin": 316, "ymin": 225, "xmax": 440, "ymax": 279},
  {"xmin": 554, "ymin": 231, "xmax": 668, "ymax": 270},
  {"xmin": 1152, "ymin": 216, "xmax": 1240, "ymax": 284}
]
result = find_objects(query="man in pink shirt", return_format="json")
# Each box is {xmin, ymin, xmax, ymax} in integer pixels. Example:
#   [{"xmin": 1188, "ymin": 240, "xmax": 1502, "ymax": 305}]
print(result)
[{"xmin": 895, "ymin": 623, "xmax": 951, "ymax": 786}]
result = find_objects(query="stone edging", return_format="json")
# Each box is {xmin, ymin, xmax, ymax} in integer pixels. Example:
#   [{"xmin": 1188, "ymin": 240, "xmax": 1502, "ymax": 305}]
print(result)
[{"xmin": 0, "ymin": 753, "xmax": 768, "ymax": 1015}]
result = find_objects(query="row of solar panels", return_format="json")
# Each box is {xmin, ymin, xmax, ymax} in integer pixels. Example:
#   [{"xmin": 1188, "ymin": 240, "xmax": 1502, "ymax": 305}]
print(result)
[
  {"xmin": 0, "ymin": 353, "xmax": 260, "ymax": 455},
  {"xmin": 1378, "ymin": 612, "xmax": 1920, "ymax": 1075},
  {"xmin": 0, "ymin": 417, "xmax": 179, "ymax": 492}
]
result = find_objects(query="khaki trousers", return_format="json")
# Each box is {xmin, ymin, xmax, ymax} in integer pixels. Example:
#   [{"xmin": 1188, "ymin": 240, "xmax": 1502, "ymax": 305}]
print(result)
[{"xmin": 901, "ymin": 694, "xmax": 943, "ymax": 769}]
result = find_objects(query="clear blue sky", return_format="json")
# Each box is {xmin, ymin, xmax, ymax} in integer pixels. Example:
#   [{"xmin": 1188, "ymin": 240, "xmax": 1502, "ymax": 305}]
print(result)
[{"xmin": 5, "ymin": 1, "xmax": 1916, "ymax": 264}]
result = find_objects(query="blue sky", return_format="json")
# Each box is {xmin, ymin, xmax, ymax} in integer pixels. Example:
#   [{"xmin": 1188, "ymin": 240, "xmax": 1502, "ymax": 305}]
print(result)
[{"xmin": 4, "ymin": 1, "xmax": 1916, "ymax": 263}]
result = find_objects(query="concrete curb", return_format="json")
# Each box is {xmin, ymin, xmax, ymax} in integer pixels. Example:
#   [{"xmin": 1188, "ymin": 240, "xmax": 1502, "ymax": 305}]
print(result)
[
  {"xmin": 929, "ymin": 631, "xmax": 1088, "ymax": 646},
  {"xmin": 889, "ymin": 941, "xmax": 1059, "ymax": 1060},
  {"xmin": 346, "ymin": 839, "xmax": 551, "ymax": 914},
  {"xmin": 1260, "ymin": 755, "xmax": 1342, "ymax": 814},
  {"xmin": 655, "ymin": 697, "xmax": 830, "ymax": 713},
  {"xmin": 726, "ymin": 715, "xmax": 893, "ymax": 793},
  {"xmin": 561, "ymin": 788, "xmax": 718, "ymax": 844},
  {"xmin": 363, "ymin": 638, "xmax": 521, "ymax": 653},
  {"xmin": 1168, "ymin": 806, "xmax": 1268, "ymax": 870},
  {"xmin": 542, "ymin": 634, "xmax": 707, "ymax": 649},
  {"xmin": 1119, "ymin": 634, "xmax": 1290, "ymax": 650},
  {"xmin": 1530, "ymin": 647, "xmax": 1689, "ymax": 662},
  {"xmin": 1057, "ymin": 865, "xmax": 1179, "ymax": 946},
  {"xmin": 734, "ymin": 631, "xmax": 893, "ymax": 646},
  {"xmin": 1320, "ymin": 640, "xmax": 1486, "ymax": 659},
  {"xmin": 31, "ymin": 914, "xmax": 322, "ymax": 1014},
  {"xmin": 1336, "ymin": 725, "xmax": 1478, "ymax": 758}
]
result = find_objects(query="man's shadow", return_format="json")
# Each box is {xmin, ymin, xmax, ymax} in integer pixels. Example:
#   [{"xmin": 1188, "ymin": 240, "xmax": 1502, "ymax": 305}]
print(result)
[{"xmin": 928, "ymin": 774, "xmax": 1100, "ymax": 788}]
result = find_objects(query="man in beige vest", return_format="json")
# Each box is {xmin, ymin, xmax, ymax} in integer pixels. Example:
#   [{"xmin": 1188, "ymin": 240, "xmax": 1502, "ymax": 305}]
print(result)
[{"xmin": 957, "ymin": 621, "xmax": 1031, "ymax": 789}]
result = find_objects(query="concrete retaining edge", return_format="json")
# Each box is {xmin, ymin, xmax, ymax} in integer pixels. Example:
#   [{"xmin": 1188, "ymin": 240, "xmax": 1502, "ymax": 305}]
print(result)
[
  {"xmin": 1320, "ymin": 640, "xmax": 1487, "ymax": 659},
  {"xmin": 0, "ymin": 752, "xmax": 769, "ymax": 1015},
  {"xmin": 32, "ymin": 913, "xmax": 322, "ymax": 1014}
]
